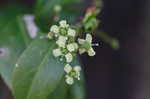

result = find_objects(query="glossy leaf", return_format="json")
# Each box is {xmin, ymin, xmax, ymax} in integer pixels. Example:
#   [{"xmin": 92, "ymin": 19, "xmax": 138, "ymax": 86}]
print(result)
[{"xmin": 12, "ymin": 38, "xmax": 65, "ymax": 99}]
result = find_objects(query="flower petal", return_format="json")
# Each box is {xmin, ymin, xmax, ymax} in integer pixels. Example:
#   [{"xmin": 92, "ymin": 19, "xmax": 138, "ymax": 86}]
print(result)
[
  {"xmin": 74, "ymin": 66, "xmax": 81, "ymax": 72},
  {"xmin": 50, "ymin": 25, "xmax": 59, "ymax": 33},
  {"xmin": 59, "ymin": 20, "xmax": 69, "ymax": 28},
  {"xmin": 78, "ymin": 38, "xmax": 85, "ymax": 44},
  {"xmin": 56, "ymin": 36, "xmax": 68, "ymax": 48},
  {"xmin": 86, "ymin": 34, "xmax": 92, "ymax": 43},
  {"xmin": 79, "ymin": 48, "xmax": 86, "ymax": 54},
  {"xmin": 65, "ymin": 76, "xmax": 74, "ymax": 85},
  {"xmin": 88, "ymin": 48, "xmax": 96, "ymax": 56},
  {"xmin": 65, "ymin": 53, "xmax": 73, "ymax": 63},
  {"xmin": 68, "ymin": 28, "xmax": 76, "ymax": 37},
  {"xmin": 52, "ymin": 48, "xmax": 62, "ymax": 57},
  {"xmin": 73, "ymin": 43, "xmax": 79, "ymax": 50},
  {"xmin": 67, "ymin": 43, "xmax": 75, "ymax": 52}
]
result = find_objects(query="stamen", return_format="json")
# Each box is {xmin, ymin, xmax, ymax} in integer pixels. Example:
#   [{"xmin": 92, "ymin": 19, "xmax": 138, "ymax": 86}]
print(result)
[{"xmin": 92, "ymin": 43, "xmax": 99, "ymax": 46}]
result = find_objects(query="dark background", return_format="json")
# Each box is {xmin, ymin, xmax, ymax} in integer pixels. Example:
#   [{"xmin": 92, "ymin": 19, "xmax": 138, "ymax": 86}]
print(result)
[{"xmin": 0, "ymin": 0, "xmax": 150, "ymax": 99}]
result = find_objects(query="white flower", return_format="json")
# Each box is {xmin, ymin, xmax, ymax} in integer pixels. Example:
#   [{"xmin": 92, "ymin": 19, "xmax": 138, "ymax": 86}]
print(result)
[
  {"xmin": 78, "ymin": 34, "xmax": 96, "ymax": 56},
  {"xmin": 67, "ymin": 43, "xmax": 75, "ymax": 52},
  {"xmin": 65, "ymin": 75, "xmax": 74, "ymax": 85},
  {"xmin": 68, "ymin": 28, "xmax": 76, "ymax": 37},
  {"xmin": 64, "ymin": 64, "xmax": 72, "ymax": 74},
  {"xmin": 56, "ymin": 36, "xmax": 68, "ymax": 48},
  {"xmin": 65, "ymin": 53, "xmax": 73, "ymax": 63},
  {"xmin": 64, "ymin": 64, "xmax": 82, "ymax": 85},
  {"xmin": 50, "ymin": 25, "xmax": 59, "ymax": 34},
  {"xmin": 52, "ymin": 48, "xmax": 62, "ymax": 57},
  {"xmin": 59, "ymin": 20, "xmax": 69, "ymax": 28}
]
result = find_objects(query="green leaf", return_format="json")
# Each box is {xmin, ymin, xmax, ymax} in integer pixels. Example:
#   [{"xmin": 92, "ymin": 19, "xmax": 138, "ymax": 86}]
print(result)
[
  {"xmin": 47, "ymin": 79, "xmax": 68, "ymax": 99},
  {"xmin": 0, "ymin": 15, "xmax": 31, "ymax": 89},
  {"xmin": 12, "ymin": 38, "xmax": 65, "ymax": 99}
]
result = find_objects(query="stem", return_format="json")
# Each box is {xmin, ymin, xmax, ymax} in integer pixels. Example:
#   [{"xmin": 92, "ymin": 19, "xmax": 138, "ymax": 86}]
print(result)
[{"xmin": 96, "ymin": 31, "xmax": 120, "ymax": 50}]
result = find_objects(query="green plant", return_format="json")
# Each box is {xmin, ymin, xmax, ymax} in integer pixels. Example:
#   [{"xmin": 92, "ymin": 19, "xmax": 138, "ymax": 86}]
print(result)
[{"xmin": 0, "ymin": 0, "xmax": 119, "ymax": 99}]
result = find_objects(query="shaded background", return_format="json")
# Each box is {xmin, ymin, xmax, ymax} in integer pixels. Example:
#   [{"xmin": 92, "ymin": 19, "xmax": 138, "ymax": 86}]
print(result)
[{"xmin": 0, "ymin": 0, "xmax": 150, "ymax": 99}]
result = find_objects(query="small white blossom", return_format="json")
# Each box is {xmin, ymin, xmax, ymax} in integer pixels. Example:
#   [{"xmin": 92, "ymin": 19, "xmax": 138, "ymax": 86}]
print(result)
[
  {"xmin": 65, "ymin": 53, "xmax": 73, "ymax": 63},
  {"xmin": 67, "ymin": 43, "xmax": 75, "ymax": 52},
  {"xmin": 73, "ymin": 43, "xmax": 79, "ymax": 50},
  {"xmin": 78, "ymin": 34, "xmax": 96, "ymax": 56},
  {"xmin": 65, "ymin": 75, "xmax": 74, "ymax": 85},
  {"xmin": 59, "ymin": 20, "xmax": 69, "ymax": 28},
  {"xmin": 56, "ymin": 36, "xmax": 68, "ymax": 48},
  {"xmin": 50, "ymin": 25, "xmax": 59, "ymax": 34},
  {"xmin": 64, "ymin": 64, "xmax": 82, "ymax": 85},
  {"xmin": 52, "ymin": 48, "xmax": 62, "ymax": 57},
  {"xmin": 64, "ymin": 64, "xmax": 72, "ymax": 74},
  {"xmin": 68, "ymin": 28, "xmax": 76, "ymax": 37}
]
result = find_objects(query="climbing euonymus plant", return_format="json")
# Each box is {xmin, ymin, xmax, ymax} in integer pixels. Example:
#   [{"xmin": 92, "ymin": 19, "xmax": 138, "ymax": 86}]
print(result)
[{"xmin": 0, "ymin": 0, "xmax": 119, "ymax": 99}]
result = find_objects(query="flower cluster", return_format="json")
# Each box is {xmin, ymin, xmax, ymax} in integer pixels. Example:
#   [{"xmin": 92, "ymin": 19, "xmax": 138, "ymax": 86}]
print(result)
[{"xmin": 48, "ymin": 20, "xmax": 96, "ymax": 85}]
